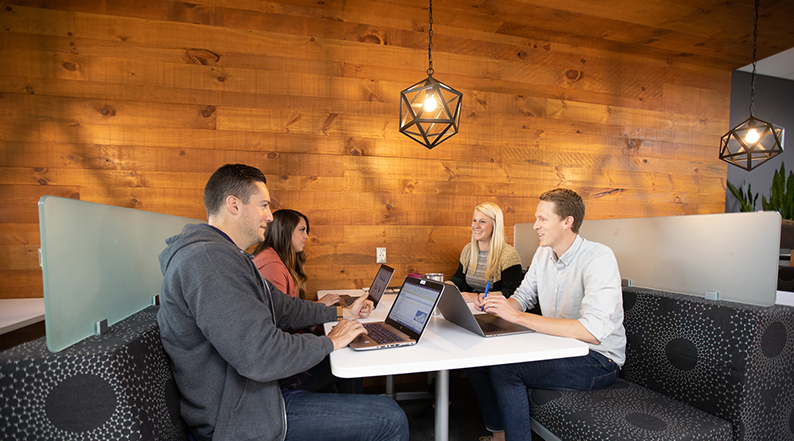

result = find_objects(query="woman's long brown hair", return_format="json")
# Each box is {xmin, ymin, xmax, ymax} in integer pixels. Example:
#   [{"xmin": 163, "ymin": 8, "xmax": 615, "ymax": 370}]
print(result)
[{"xmin": 252, "ymin": 209, "xmax": 310, "ymax": 299}]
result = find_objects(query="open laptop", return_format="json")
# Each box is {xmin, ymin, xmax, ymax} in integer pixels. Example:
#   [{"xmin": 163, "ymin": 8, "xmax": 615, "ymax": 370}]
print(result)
[
  {"xmin": 438, "ymin": 283, "xmax": 535, "ymax": 337},
  {"xmin": 338, "ymin": 264, "xmax": 395, "ymax": 308},
  {"xmin": 347, "ymin": 277, "xmax": 445, "ymax": 351}
]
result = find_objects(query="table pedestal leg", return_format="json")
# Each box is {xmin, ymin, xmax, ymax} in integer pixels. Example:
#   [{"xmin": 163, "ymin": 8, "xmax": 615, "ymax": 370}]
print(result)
[
  {"xmin": 385, "ymin": 375, "xmax": 395, "ymax": 399},
  {"xmin": 435, "ymin": 369, "xmax": 449, "ymax": 441}
]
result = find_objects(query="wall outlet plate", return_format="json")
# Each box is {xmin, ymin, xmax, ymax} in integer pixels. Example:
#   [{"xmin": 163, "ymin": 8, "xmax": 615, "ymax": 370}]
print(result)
[{"xmin": 376, "ymin": 247, "xmax": 386, "ymax": 263}]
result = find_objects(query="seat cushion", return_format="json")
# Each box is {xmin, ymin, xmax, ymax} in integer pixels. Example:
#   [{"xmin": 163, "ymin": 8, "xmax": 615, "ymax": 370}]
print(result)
[{"xmin": 528, "ymin": 378, "xmax": 732, "ymax": 441}]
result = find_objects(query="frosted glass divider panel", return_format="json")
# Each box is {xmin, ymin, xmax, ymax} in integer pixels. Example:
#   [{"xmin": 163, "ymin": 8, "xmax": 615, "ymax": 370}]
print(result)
[
  {"xmin": 38, "ymin": 196, "xmax": 203, "ymax": 352},
  {"xmin": 514, "ymin": 211, "xmax": 781, "ymax": 307}
]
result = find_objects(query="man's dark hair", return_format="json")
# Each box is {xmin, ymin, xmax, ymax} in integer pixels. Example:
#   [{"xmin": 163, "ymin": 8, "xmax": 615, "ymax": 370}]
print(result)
[
  {"xmin": 204, "ymin": 164, "xmax": 267, "ymax": 217},
  {"xmin": 539, "ymin": 188, "xmax": 585, "ymax": 233}
]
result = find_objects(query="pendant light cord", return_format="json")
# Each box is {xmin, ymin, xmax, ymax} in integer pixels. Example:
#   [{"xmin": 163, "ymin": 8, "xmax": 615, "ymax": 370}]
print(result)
[
  {"xmin": 750, "ymin": 0, "xmax": 758, "ymax": 116},
  {"xmin": 427, "ymin": 0, "xmax": 434, "ymax": 76}
]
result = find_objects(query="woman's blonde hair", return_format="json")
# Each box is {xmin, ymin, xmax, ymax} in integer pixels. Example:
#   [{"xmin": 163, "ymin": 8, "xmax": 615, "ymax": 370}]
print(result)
[
  {"xmin": 252, "ymin": 209, "xmax": 310, "ymax": 299},
  {"xmin": 468, "ymin": 202, "xmax": 507, "ymax": 282}
]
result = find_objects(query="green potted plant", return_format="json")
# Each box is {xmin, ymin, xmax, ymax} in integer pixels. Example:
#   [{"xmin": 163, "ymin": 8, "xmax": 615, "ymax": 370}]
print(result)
[
  {"xmin": 758, "ymin": 163, "xmax": 794, "ymax": 250},
  {"xmin": 761, "ymin": 162, "xmax": 794, "ymax": 222},
  {"xmin": 726, "ymin": 181, "xmax": 759, "ymax": 212}
]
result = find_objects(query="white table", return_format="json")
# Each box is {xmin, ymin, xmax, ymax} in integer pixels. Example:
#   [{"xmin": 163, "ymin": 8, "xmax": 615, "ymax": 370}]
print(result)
[
  {"xmin": 0, "ymin": 298, "xmax": 45, "ymax": 335},
  {"xmin": 320, "ymin": 290, "xmax": 589, "ymax": 441}
]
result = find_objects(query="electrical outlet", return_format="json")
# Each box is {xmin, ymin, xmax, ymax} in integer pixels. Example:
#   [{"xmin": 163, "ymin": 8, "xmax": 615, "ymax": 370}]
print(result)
[{"xmin": 376, "ymin": 247, "xmax": 387, "ymax": 263}]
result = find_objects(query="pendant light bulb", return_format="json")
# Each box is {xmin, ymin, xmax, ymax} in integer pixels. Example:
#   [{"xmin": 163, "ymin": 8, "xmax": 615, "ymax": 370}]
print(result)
[
  {"xmin": 745, "ymin": 128, "xmax": 760, "ymax": 144},
  {"xmin": 424, "ymin": 94, "xmax": 437, "ymax": 112}
]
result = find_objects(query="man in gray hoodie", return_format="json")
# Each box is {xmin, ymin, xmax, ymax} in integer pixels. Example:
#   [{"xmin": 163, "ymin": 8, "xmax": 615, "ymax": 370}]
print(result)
[{"xmin": 158, "ymin": 164, "xmax": 409, "ymax": 441}]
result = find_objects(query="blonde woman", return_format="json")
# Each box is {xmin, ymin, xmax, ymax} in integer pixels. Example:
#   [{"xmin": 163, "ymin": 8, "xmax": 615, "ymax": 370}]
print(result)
[{"xmin": 448, "ymin": 202, "xmax": 523, "ymax": 303}]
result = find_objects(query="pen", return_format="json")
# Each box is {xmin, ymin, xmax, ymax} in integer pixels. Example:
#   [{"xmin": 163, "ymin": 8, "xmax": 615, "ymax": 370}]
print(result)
[{"xmin": 481, "ymin": 281, "xmax": 490, "ymax": 311}]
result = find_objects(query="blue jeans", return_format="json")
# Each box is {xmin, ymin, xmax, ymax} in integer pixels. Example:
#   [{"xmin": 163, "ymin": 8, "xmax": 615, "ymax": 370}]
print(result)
[
  {"xmin": 466, "ymin": 350, "xmax": 620, "ymax": 441},
  {"xmin": 284, "ymin": 391, "xmax": 409, "ymax": 441}
]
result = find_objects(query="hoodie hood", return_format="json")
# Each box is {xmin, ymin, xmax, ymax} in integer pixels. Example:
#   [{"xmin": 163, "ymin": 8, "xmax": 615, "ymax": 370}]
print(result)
[{"xmin": 159, "ymin": 223, "xmax": 232, "ymax": 275}]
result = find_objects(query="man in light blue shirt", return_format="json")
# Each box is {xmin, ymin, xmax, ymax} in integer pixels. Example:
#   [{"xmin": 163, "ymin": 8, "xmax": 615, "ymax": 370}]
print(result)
[{"xmin": 469, "ymin": 188, "xmax": 625, "ymax": 441}]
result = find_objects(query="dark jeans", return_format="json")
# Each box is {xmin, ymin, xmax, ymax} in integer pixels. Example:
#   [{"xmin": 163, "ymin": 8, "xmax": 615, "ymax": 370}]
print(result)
[
  {"xmin": 284, "ymin": 391, "xmax": 409, "ymax": 441},
  {"xmin": 466, "ymin": 350, "xmax": 620, "ymax": 441}
]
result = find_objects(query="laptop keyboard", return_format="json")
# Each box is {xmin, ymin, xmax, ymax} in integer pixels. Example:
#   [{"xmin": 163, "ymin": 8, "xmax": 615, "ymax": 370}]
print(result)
[
  {"xmin": 339, "ymin": 287, "xmax": 400, "ymax": 307},
  {"xmin": 476, "ymin": 318, "xmax": 506, "ymax": 333},
  {"xmin": 363, "ymin": 323, "xmax": 405, "ymax": 344}
]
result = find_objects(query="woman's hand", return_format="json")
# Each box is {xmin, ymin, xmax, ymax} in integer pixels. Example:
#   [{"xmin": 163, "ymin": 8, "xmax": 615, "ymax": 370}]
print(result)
[
  {"xmin": 344, "ymin": 294, "xmax": 373, "ymax": 319},
  {"xmin": 317, "ymin": 294, "xmax": 340, "ymax": 306},
  {"xmin": 461, "ymin": 292, "xmax": 479, "ymax": 303}
]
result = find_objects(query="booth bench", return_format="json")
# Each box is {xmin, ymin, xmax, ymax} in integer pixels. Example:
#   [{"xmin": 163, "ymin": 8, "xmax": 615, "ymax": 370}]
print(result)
[
  {"xmin": 0, "ymin": 306, "xmax": 187, "ymax": 440},
  {"xmin": 528, "ymin": 286, "xmax": 794, "ymax": 441}
]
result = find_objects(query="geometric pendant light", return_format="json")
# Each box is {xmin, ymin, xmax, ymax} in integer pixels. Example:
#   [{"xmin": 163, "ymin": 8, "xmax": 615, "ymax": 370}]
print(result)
[
  {"xmin": 719, "ymin": 0, "xmax": 784, "ymax": 171},
  {"xmin": 399, "ymin": 0, "xmax": 462, "ymax": 150}
]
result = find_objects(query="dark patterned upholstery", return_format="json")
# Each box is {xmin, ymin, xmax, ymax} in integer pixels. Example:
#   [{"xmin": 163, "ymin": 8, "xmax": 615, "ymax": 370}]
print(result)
[
  {"xmin": 0, "ymin": 306, "xmax": 187, "ymax": 440},
  {"xmin": 778, "ymin": 265, "xmax": 794, "ymax": 292},
  {"xmin": 528, "ymin": 287, "xmax": 794, "ymax": 441}
]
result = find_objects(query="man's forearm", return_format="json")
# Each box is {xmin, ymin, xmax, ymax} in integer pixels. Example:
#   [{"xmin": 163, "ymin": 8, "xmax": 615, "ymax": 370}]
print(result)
[
  {"xmin": 510, "ymin": 298, "xmax": 599, "ymax": 345},
  {"xmin": 517, "ymin": 313, "xmax": 599, "ymax": 344}
]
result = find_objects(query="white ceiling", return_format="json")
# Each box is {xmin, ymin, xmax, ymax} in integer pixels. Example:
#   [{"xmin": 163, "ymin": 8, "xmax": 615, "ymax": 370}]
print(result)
[{"xmin": 737, "ymin": 47, "xmax": 794, "ymax": 80}]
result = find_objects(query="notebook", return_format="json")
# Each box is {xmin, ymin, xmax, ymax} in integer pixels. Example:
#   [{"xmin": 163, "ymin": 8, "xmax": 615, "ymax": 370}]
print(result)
[
  {"xmin": 347, "ymin": 277, "xmax": 445, "ymax": 351},
  {"xmin": 338, "ymin": 264, "xmax": 395, "ymax": 308},
  {"xmin": 438, "ymin": 283, "xmax": 535, "ymax": 337}
]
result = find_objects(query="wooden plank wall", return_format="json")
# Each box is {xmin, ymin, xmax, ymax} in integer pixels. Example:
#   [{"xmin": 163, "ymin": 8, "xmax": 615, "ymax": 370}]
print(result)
[{"xmin": 0, "ymin": 0, "xmax": 731, "ymax": 300}]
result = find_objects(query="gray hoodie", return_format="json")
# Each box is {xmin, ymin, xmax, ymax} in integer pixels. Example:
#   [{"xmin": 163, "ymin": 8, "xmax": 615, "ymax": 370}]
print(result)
[{"xmin": 157, "ymin": 223, "xmax": 336, "ymax": 441}]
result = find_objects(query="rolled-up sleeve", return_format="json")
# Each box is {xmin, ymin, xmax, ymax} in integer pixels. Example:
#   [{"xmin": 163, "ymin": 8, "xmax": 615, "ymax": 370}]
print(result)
[{"xmin": 577, "ymin": 249, "xmax": 622, "ymax": 344}]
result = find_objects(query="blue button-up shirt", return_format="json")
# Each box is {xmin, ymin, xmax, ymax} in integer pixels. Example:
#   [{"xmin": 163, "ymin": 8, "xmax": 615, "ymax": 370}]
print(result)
[{"xmin": 512, "ymin": 235, "xmax": 626, "ymax": 366}]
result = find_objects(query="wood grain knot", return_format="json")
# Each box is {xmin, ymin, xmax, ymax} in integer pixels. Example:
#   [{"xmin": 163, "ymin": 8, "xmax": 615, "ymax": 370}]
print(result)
[
  {"xmin": 201, "ymin": 105, "xmax": 216, "ymax": 118},
  {"xmin": 96, "ymin": 105, "xmax": 116, "ymax": 118},
  {"xmin": 185, "ymin": 48, "xmax": 221, "ymax": 65},
  {"xmin": 565, "ymin": 69, "xmax": 582, "ymax": 81},
  {"xmin": 360, "ymin": 33, "xmax": 384, "ymax": 45},
  {"xmin": 62, "ymin": 62, "xmax": 77, "ymax": 71}
]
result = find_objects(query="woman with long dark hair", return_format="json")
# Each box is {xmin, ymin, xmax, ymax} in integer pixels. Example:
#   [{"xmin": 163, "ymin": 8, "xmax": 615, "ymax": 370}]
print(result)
[
  {"xmin": 252, "ymin": 209, "xmax": 338, "ymax": 305},
  {"xmin": 252, "ymin": 209, "xmax": 359, "ymax": 393}
]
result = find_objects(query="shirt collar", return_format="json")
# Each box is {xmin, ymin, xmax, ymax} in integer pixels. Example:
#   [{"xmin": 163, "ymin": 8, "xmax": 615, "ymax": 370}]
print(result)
[{"xmin": 553, "ymin": 234, "xmax": 583, "ymax": 266}]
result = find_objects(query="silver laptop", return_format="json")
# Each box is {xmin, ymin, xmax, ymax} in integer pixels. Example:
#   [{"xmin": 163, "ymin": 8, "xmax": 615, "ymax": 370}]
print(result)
[
  {"xmin": 438, "ymin": 284, "xmax": 535, "ymax": 337},
  {"xmin": 347, "ymin": 277, "xmax": 445, "ymax": 351},
  {"xmin": 338, "ymin": 264, "xmax": 395, "ymax": 308}
]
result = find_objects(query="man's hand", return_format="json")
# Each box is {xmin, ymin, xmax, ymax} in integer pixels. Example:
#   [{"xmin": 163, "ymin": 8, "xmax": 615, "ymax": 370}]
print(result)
[
  {"xmin": 343, "ymin": 294, "xmax": 373, "ymax": 319},
  {"xmin": 476, "ymin": 294, "xmax": 600, "ymax": 344},
  {"xmin": 327, "ymin": 319, "xmax": 367, "ymax": 350},
  {"xmin": 477, "ymin": 294, "xmax": 521, "ymax": 322},
  {"xmin": 317, "ymin": 294, "xmax": 340, "ymax": 306}
]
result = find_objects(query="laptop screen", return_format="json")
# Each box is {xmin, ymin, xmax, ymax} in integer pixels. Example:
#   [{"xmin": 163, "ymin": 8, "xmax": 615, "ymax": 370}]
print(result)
[
  {"xmin": 387, "ymin": 278, "xmax": 442, "ymax": 334},
  {"xmin": 368, "ymin": 265, "xmax": 394, "ymax": 303}
]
